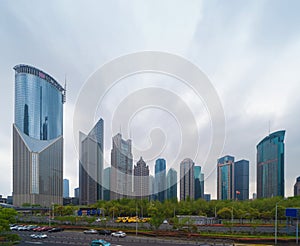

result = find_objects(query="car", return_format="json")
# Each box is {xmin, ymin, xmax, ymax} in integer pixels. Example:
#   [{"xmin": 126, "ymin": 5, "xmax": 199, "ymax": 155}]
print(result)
[
  {"xmin": 48, "ymin": 227, "xmax": 64, "ymax": 233},
  {"xmin": 97, "ymin": 229, "xmax": 111, "ymax": 235},
  {"xmin": 84, "ymin": 229, "xmax": 98, "ymax": 234},
  {"xmin": 90, "ymin": 239, "xmax": 111, "ymax": 246},
  {"xmin": 163, "ymin": 219, "xmax": 168, "ymax": 224},
  {"xmin": 30, "ymin": 233, "xmax": 48, "ymax": 239},
  {"xmin": 111, "ymin": 231, "xmax": 126, "ymax": 238}
]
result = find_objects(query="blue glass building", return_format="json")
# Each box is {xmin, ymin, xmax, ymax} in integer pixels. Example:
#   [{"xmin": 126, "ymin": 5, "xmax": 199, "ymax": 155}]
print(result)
[
  {"xmin": 167, "ymin": 168, "xmax": 177, "ymax": 200},
  {"xmin": 79, "ymin": 118, "xmax": 104, "ymax": 205},
  {"xmin": 257, "ymin": 130, "xmax": 285, "ymax": 198},
  {"xmin": 234, "ymin": 160, "xmax": 249, "ymax": 200},
  {"xmin": 63, "ymin": 179, "xmax": 70, "ymax": 198},
  {"xmin": 217, "ymin": 155, "xmax": 235, "ymax": 200},
  {"xmin": 194, "ymin": 166, "xmax": 204, "ymax": 200},
  {"xmin": 154, "ymin": 158, "xmax": 166, "ymax": 202},
  {"xmin": 13, "ymin": 64, "xmax": 65, "ymax": 206}
]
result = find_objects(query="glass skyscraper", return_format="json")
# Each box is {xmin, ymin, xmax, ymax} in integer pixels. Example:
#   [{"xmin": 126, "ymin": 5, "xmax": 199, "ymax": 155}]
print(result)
[
  {"xmin": 194, "ymin": 165, "xmax": 204, "ymax": 200},
  {"xmin": 79, "ymin": 118, "xmax": 104, "ymax": 205},
  {"xmin": 257, "ymin": 130, "xmax": 285, "ymax": 198},
  {"xmin": 63, "ymin": 179, "xmax": 69, "ymax": 198},
  {"xmin": 155, "ymin": 158, "xmax": 166, "ymax": 202},
  {"xmin": 167, "ymin": 168, "xmax": 177, "ymax": 200},
  {"xmin": 133, "ymin": 157, "xmax": 149, "ymax": 200},
  {"xmin": 180, "ymin": 158, "xmax": 194, "ymax": 201},
  {"xmin": 234, "ymin": 160, "xmax": 249, "ymax": 200},
  {"xmin": 110, "ymin": 133, "xmax": 133, "ymax": 200},
  {"xmin": 217, "ymin": 155, "xmax": 235, "ymax": 200},
  {"xmin": 13, "ymin": 64, "xmax": 65, "ymax": 206}
]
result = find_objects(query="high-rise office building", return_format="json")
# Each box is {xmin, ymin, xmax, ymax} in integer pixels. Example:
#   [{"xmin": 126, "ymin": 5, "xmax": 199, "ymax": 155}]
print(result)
[
  {"xmin": 79, "ymin": 119, "xmax": 104, "ymax": 205},
  {"xmin": 167, "ymin": 168, "xmax": 177, "ymax": 200},
  {"xmin": 63, "ymin": 179, "xmax": 69, "ymax": 198},
  {"xmin": 234, "ymin": 160, "xmax": 249, "ymax": 200},
  {"xmin": 149, "ymin": 175, "xmax": 155, "ymax": 201},
  {"xmin": 110, "ymin": 133, "xmax": 133, "ymax": 200},
  {"xmin": 180, "ymin": 158, "xmax": 195, "ymax": 201},
  {"xmin": 194, "ymin": 165, "xmax": 204, "ymax": 200},
  {"xmin": 103, "ymin": 167, "xmax": 111, "ymax": 201},
  {"xmin": 217, "ymin": 155, "xmax": 235, "ymax": 200},
  {"xmin": 134, "ymin": 157, "xmax": 149, "ymax": 200},
  {"xmin": 294, "ymin": 176, "xmax": 300, "ymax": 196},
  {"xmin": 74, "ymin": 188, "xmax": 79, "ymax": 198},
  {"xmin": 155, "ymin": 158, "xmax": 166, "ymax": 202},
  {"xmin": 257, "ymin": 130, "xmax": 285, "ymax": 198},
  {"xmin": 13, "ymin": 64, "xmax": 65, "ymax": 206},
  {"xmin": 204, "ymin": 194, "xmax": 211, "ymax": 202}
]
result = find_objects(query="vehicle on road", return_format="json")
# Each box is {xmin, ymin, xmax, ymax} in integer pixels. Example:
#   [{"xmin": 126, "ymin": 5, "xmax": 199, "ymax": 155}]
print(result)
[
  {"xmin": 90, "ymin": 239, "xmax": 111, "ymax": 246},
  {"xmin": 48, "ymin": 227, "xmax": 64, "ymax": 232},
  {"xmin": 84, "ymin": 229, "xmax": 98, "ymax": 234},
  {"xmin": 30, "ymin": 233, "xmax": 48, "ymax": 239},
  {"xmin": 97, "ymin": 229, "xmax": 111, "ymax": 235},
  {"xmin": 111, "ymin": 231, "xmax": 126, "ymax": 237}
]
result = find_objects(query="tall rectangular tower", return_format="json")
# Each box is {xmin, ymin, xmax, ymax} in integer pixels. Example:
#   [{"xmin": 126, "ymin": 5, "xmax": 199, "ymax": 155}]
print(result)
[
  {"xmin": 180, "ymin": 158, "xmax": 194, "ymax": 201},
  {"xmin": 257, "ymin": 130, "xmax": 285, "ymax": 198},
  {"xmin": 13, "ymin": 64, "xmax": 65, "ymax": 206},
  {"xmin": 79, "ymin": 118, "xmax": 104, "ymax": 205},
  {"xmin": 217, "ymin": 155, "xmax": 235, "ymax": 200},
  {"xmin": 110, "ymin": 133, "xmax": 133, "ymax": 200},
  {"xmin": 155, "ymin": 158, "xmax": 166, "ymax": 202},
  {"xmin": 234, "ymin": 159, "xmax": 249, "ymax": 200}
]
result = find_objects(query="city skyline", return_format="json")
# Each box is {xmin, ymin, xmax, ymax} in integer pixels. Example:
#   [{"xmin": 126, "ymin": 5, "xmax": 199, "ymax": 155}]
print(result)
[{"xmin": 1, "ymin": 1, "xmax": 300, "ymax": 199}]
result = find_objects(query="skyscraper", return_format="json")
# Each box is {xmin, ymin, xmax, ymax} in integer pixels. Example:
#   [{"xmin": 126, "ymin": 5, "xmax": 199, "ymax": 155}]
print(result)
[
  {"xmin": 234, "ymin": 160, "xmax": 249, "ymax": 200},
  {"xmin": 194, "ymin": 165, "xmax": 204, "ymax": 200},
  {"xmin": 180, "ymin": 158, "xmax": 194, "ymax": 201},
  {"xmin": 63, "ymin": 179, "xmax": 69, "ymax": 198},
  {"xmin": 155, "ymin": 158, "xmax": 166, "ymax": 202},
  {"xmin": 167, "ymin": 168, "xmax": 177, "ymax": 200},
  {"xmin": 294, "ymin": 176, "xmax": 300, "ymax": 196},
  {"xmin": 13, "ymin": 64, "xmax": 65, "ymax": 206},
  {"xmin": 257, "ymin": 130, "xmax": 285, "ymax": 198},
  {"xmin": 74, "ymin": 188, "xmax": 79, "ymax": 198},
  {"xmin": 110, "ymin": 133, "xmax": 133, "ymax": 200},
  {"xmin": 79, "ymin": 118, "xmax": 104, "ymax": 205},
  {"xmin": 134, "ymin": 157, "xmax": 149, "ymax": 200},
  {"xmin": 149, "ymin": 175, "xmax": 155, "ymax": 201},
  {"xmin": 217, "ymin": 155, "xmax": 235, "ymax": 200},
  {"xmin": 103, "ymin": 167, "xmax": 111, "ymax": 201}
]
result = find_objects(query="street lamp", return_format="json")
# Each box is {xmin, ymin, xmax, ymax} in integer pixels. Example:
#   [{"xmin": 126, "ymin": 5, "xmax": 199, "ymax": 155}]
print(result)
[{"xmin": 275, "ymin": 199, "xmax": 286, "ymax": 245}]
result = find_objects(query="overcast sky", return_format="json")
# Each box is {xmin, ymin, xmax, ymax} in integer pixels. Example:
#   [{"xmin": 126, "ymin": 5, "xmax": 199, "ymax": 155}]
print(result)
[{"xmin": 1, "ymin": 0, "xmax": 300, "ymax": 199}]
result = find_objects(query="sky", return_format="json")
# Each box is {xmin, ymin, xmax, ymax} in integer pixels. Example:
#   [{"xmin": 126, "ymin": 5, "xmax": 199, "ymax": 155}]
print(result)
[{"xmin": 0, "ymin": 0, "xmax": 300, "ymax": 199}]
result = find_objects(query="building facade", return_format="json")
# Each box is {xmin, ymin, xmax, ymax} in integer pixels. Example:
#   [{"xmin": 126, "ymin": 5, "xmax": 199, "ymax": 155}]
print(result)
[
  {"xmin": 217, "ymin": 155, "xmax": 235, "ymax": 200},
  {"xmin": 13, "ymin": 64, "xmax": 65, "ymax": 206},
  {"xmin": 63, "ymin": 179, "xmax": 69, "ymax": 198},
  {"xmin": 103, "ymin": 167, "xmax": 111, "ymax": 201},
  {"xmin": 167, "ymin": 168, "xmax": 177, "ymax": 200},
  {"xmin": 110, "ymin": 133, "xmax": 133, "ymax": 200},
  {"xmin": 294, "ymin": 176, "xmax": 300, "ymax": 196},
  {"xmin": 180, "ymin": 158, "xmax": 195, "ymax": 201},
  {"xmin": 133, "ymin": 157, "xmax": 149, "ymax": 199},
  {"xmin": 155, "ymin": 158, "xmax": 166, "ymax": 202},
  {"xmin": 234, "ymin": 160, "xmax": 249, "ymax": 200},
  {"xmin": 79, "ymin": 119, "xmax": 104, "ymax": 205},
  {"xmin": 257, "ymin": 130, "xmax": 285, "ymax": 198},
  {"xmin": 74, "ymin": 188, "xmax": 79, "ymax": 198},
  {"xmin": 194, "ymin": 166, "xmax": 204, "ymax": 200}
]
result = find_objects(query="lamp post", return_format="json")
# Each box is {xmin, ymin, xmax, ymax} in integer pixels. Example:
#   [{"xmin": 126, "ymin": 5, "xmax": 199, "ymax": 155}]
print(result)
[{"xmin": 275, "ymin": 202, "xmax": 278, "ymax": 245}]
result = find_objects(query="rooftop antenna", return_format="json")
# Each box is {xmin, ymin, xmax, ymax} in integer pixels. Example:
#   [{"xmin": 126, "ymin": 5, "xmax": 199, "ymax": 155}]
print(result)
[
  {"xmin": 268, "ymin": 120, "xmax": 271, "ymax": 135},
  {"xmin": 62, "ymin": 74, "xmax": 67, "ymax": 103}
]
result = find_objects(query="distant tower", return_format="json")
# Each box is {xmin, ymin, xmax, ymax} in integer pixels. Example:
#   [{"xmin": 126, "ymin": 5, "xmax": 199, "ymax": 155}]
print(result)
[
  {"xmin": 217, "ymin": 155, "xmax": 235, "ymax": 200},
  {"xmin": 103, "ymin": 167, "xmax": 111, "ymax": 201},
  {"xmin": 79, "ymin": 118, "xmax": 104, "ymax": 205},
  {"xmin": 194, "ymin": 165, "xmax": 204, "ymax": 200},
  {"xmin": 167, "ymin": 168, "xmax": 177, "ymax": 200},
  {"xmin": 134, "ymin": 157, "xmax": 149, "ymax": 200},
  {"xmin": 13, "ymin": 64, "xmax": 65, "ymax": 206},
  {"xmin": 155, "ymin": 158, "xmax": 166, "ymax": 202},
  {"xmin": 110, "ymin": 133, "xmax": 133, "ymax": 200},
  {"xmin": 63, "ymin": 179, "xmax": 69, "ymax": 198},
  {"xmin": 257, "ymin": 130, "xmax": 285, "ymax": 198},
  {"xmin": 294, "ymin": 176, "xmax": 300, "ymax": 196},
  {"xmin": 180, "ymin": 158, "xmax": 195, "ymax": 201},
  {"xmin": 234, "ymin": 160, "xmax": 249, "ymax": 200}
]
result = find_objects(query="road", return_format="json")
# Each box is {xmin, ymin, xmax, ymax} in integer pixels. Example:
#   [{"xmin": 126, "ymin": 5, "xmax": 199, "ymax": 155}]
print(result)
[{"xmin": 16, "ymin": 230, "xmax": 235, "ymax": 246}]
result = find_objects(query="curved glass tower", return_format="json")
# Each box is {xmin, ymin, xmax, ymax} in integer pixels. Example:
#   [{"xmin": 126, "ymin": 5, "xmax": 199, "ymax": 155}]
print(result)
[
  {"xmin": 256, "ymin": 130, "xmax": 285, "ymax": 198},
  {"xmin": 13, "ymin": 64, "xmax": 65, "ymax": 206}
]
